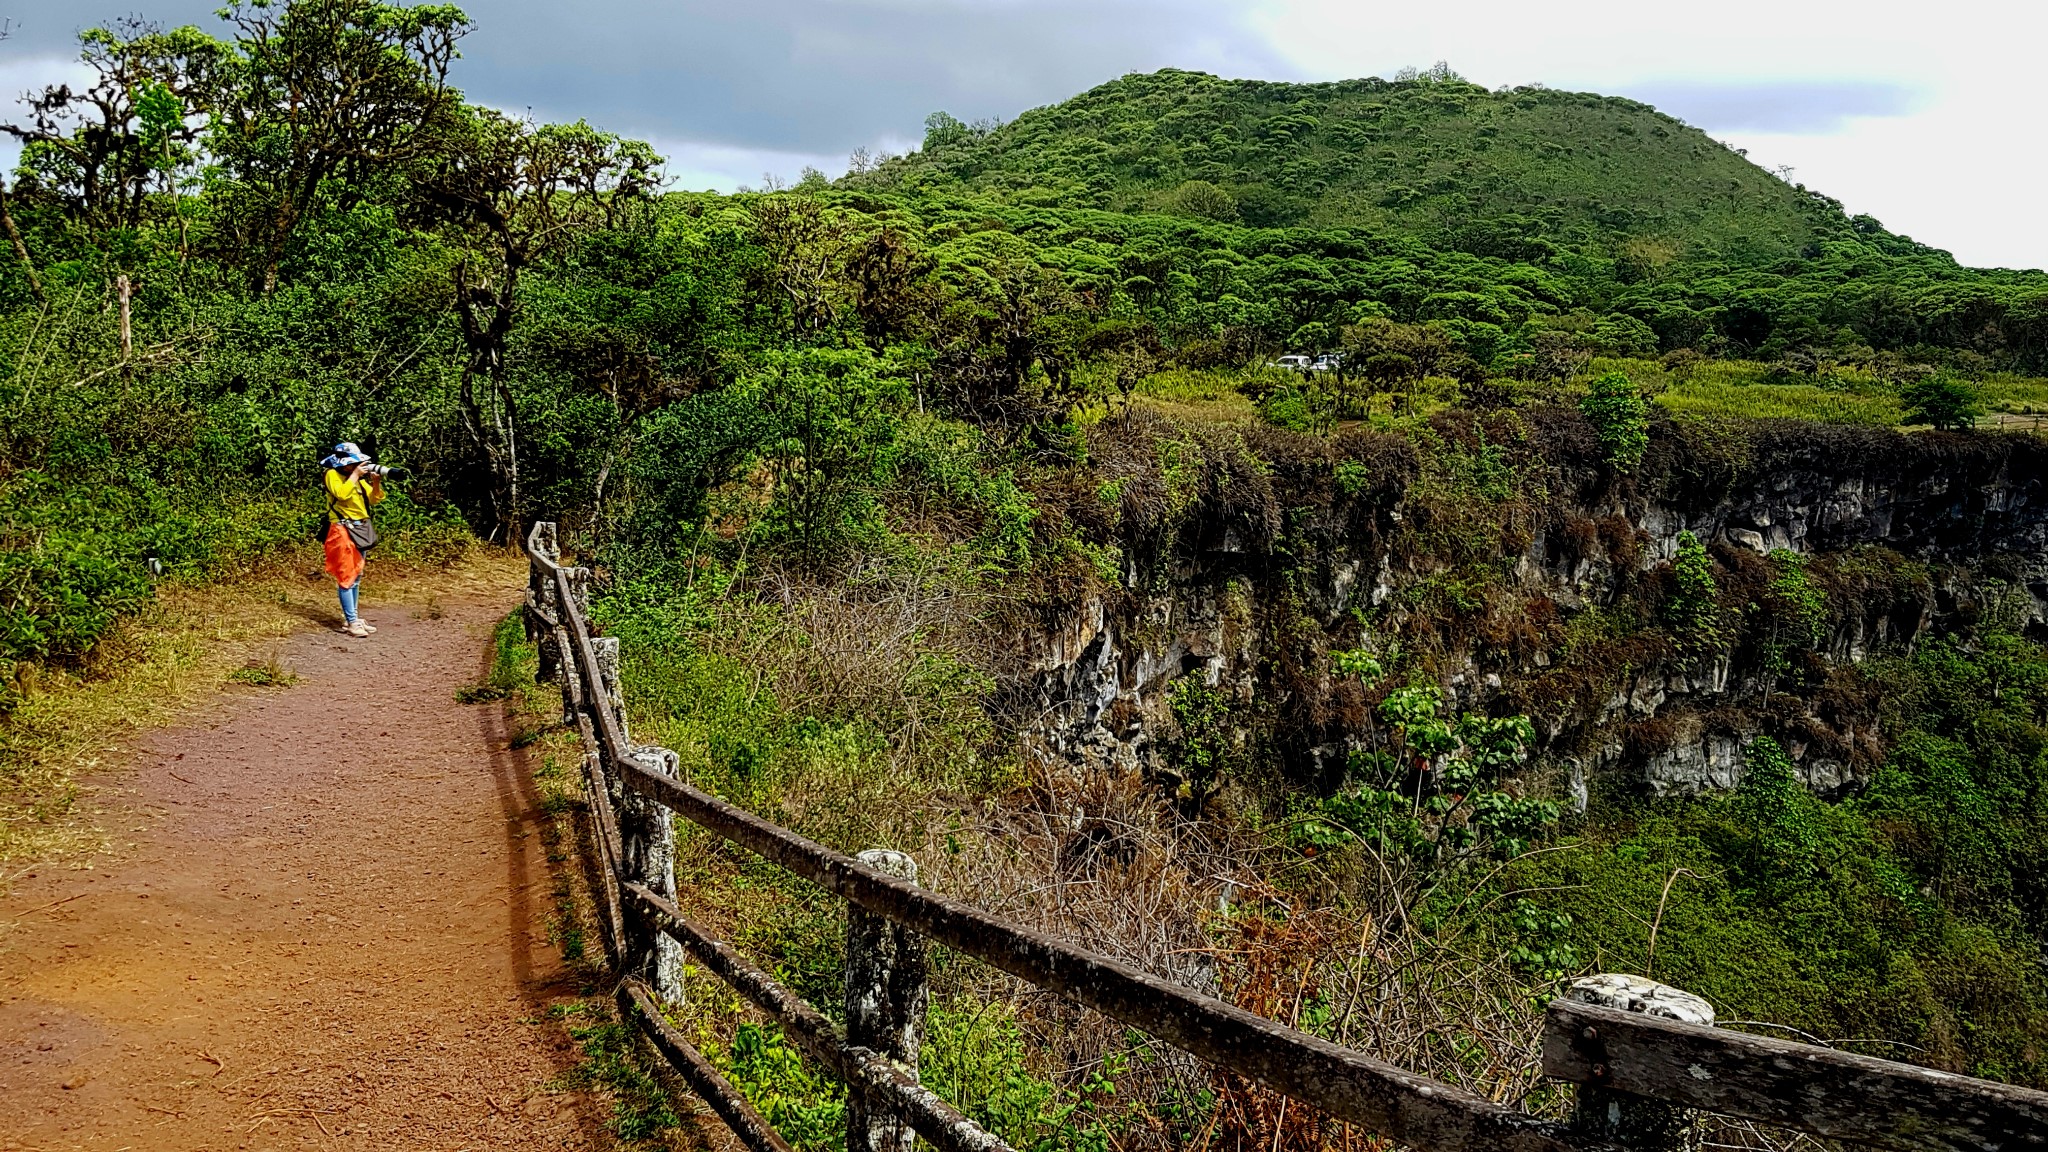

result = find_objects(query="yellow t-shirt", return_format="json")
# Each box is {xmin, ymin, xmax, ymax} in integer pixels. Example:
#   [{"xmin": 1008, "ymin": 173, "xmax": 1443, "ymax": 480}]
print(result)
[{"xmin": 325, "ymin": 469, "xmax": 385, "ymax": 522}]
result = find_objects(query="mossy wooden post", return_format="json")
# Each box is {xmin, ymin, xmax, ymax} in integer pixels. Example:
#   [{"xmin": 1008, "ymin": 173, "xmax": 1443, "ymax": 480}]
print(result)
[
  {"xmin": 559, "ymin": 559, "xmax": 593, "ymax": 726},
  {"xmin": 525, "ymin": 521, "xmax": 560, "ymax": 684},
  {"xmin": 1562, "ymin": 974, "xmax": 1713, "ymax": 1150},
  {"xmin": 592, "ymin": 635, "xmax": 686, "ymax": 1004},
  {"xmin": 845, "ymin": 849, "xmax": 928, "ymax": 1152}
]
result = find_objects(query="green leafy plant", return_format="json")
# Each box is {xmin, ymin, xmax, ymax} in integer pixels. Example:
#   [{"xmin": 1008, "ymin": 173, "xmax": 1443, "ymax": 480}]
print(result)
[
  {"xmin": 1306, "ymin": 686, "xmax": 1557, "ymax": 876},
  {"xmin": 1901, "ymin": 372, "xmax": 1984, "ymax": 430},
  {"xmin": 227, "ymin": 651, "xmax": 296, "ymax": 686},
  {"xmin": 1755, "ymin": 549, "xmax": 1826, "ymax": 686},
  {"xmin": 1167, "ymin": 672, "xmax": 1232, "ymax": 811},
  {"xmin": 1665, "ymin": 530, "xmax": 1725, "ymax": 659},
  {"xmin": 1579, "ymin": 370, "xmax": 1650, "ymax": 468},
  {"xmin": 724, "ymin": 1022, "xmax": 844, "ymax": 1150}
]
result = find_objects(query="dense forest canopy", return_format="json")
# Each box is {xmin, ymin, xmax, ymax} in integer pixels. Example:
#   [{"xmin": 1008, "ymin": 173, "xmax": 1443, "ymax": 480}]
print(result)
[{"xmin": 4, "ymin": 1, "xmax": 2047, "ymax": 1134}]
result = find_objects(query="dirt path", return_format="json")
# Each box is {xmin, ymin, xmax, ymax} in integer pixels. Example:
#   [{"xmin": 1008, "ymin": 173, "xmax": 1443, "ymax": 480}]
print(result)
[{"xmin": 0, "ymin": 596, "xmax": 608, "ymax": 1151}]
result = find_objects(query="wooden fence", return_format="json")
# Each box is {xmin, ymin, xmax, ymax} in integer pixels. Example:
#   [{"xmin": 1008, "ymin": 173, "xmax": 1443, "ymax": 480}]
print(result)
[{"xmin": 523, "ymin": 523, "xmax": 2048, "ymax": 1152}]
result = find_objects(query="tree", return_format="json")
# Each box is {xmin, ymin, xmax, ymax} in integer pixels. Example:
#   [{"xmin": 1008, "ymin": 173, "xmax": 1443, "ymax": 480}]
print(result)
[
  {"xmin": 750, "ymin": 193, "xmax": 859, "ymax": 337},
  {"xmin": 923, "ymin": 111, "xmax": 971, "ymax": 151},
  {"xmin": 1901, "ymin": 372, "xmax": 1983, "ymax": 431},
  {"xmin": 929, "ymin": 232, "xmax": 1077, "ymax": 424},
  {"xmin": 1162, "ymin": 179, "xmax": 1238, "ymax": 222},
  {"xmin": 1579, "ymin": 370, "xmax": 1649, "ymax": 469},
  {"xmin": 2, "ymin": 21, "xmax": 228, "ymax": 252},
  {"xmin": 417, "ymin": 109, "xmax": 662, "ymax": 542},
  {"xmin": 746, "ymin": 348, "xmax": 908, "ymax": 557},
  {"xmin": 845, "ymin": 224, "xmax": 936, "ymax": 353},
  {"xmin": 210, "ymin": 0, "xmax": 470, "ymax": 293}
]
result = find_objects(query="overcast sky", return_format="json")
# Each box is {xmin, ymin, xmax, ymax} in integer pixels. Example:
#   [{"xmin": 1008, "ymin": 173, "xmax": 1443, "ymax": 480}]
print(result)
[{"xmin": 3, "ymin": 0, "xmax": 2041, "ymax": 270}]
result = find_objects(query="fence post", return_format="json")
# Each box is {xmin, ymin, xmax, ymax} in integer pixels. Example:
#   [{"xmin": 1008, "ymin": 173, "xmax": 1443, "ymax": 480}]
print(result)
[
  {"xmin": 592, "ymin": 635, "xmax": 686, "ymax": 1004},
  {"xmin": 525, "ymin": 522, "xmax": 560, "ymax": 684},
  {"xmin": 561, "ymin": 566, "xmax": 599, "ymax": 729},
  {"xmin": 1563, "ymin": 974, "xmax": 1715, "ymax": 1150},
  {"xmin": 844, "ymin": 849, "xmax": 928, "ymax": 1152}
]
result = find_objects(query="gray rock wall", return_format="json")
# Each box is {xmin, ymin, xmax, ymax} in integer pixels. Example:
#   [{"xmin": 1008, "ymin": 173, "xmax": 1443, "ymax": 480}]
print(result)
[{"xmin": 1020, "ymin": 424, "xmax": 2048, "ymax": 800}]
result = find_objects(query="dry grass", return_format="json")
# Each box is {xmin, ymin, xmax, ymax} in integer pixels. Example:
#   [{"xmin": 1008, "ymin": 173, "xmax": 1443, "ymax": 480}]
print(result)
[
  {"xmin": 227, "ymin": 649, "xmax": 300, "ymax": 687},
  {"xmin": 0, "ymin": 545, "xmax": 523, "ymax": 885}
]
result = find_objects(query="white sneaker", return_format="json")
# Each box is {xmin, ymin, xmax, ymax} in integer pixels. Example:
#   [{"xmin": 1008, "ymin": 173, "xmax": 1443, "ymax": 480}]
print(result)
[{"xmin": 346, "ymin": 621, "xmax": 371, "ymax": 638}]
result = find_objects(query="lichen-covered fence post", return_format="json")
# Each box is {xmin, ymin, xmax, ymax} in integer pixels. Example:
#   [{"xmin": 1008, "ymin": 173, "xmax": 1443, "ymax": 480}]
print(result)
[
  {"xmin": 591, "ymin": 635, "xmax": 686, "ymax": 1004},
  {"xmin": 1559, "ymin": 974, "xmax": 1714, "ymax": 1150},
  {"xmin": 525, "ymin": 522, "xmax": 561, "ymax": 684},
  {"xmin": 844, "ymin": 849, "xmax": 929, "ymax": 1152}
]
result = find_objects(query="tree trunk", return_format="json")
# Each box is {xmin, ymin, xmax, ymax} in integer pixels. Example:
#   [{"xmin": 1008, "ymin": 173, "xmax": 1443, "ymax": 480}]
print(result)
[
  {"xmin": 117, "ymin": 273, "xmax": 133, "ymax": 363},
  {"xmin": 0, "ymin": 175, "xmax": 45, "ymax": 307},
  {"xmin": 452, "ymin": 259, "xmax": 524, "ymax": 548}
]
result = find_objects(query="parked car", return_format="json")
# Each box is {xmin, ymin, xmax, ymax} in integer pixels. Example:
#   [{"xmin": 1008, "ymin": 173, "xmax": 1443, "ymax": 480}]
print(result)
[{"xmin": 1270, "ymin": 352, "xmax": 1345, "ymax": 373}]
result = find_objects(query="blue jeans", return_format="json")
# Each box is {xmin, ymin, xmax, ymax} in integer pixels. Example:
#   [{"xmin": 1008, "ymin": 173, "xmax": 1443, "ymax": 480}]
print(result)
[{"xmin": 338, "ymin": 580, "xmax": 360, "ymax": 624}]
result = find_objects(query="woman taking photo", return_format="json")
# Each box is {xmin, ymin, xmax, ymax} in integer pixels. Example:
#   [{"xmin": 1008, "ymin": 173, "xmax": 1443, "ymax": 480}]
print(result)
[{"xmin": 321, "ymin": 442, "xmax": 385, "ymax": 638}]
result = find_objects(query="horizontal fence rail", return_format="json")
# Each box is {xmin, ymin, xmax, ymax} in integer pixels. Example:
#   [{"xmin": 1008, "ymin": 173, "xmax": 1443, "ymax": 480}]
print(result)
[
  {"xmin": 1544, "ymin": 999, "xmax": 2048, "ymax": 1152},
  {"xmin": 523, "ymin": 522, "xmax": 2048, "ymax": 1152}
]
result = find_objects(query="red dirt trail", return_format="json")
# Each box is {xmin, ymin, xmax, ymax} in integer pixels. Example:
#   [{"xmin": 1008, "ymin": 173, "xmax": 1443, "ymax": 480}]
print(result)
[{"xmin": 0, "ymin": 597, "xmax": 609, "ymax": 1151}]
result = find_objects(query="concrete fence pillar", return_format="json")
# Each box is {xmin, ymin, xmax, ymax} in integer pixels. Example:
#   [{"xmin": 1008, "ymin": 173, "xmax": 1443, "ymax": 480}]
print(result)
[
  {"xmin": 1566, "ymin": 974, "xmax": 1715, "ymax": 1150},
  {"xmin": 844, "ymin": 849, "xmax": 927, "ymax": 1152}
]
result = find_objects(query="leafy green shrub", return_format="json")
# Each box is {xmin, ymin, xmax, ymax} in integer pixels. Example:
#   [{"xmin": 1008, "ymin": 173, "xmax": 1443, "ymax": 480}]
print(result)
[
  {"xmin": 1901, "ymin": 372, "xmax": 1984, "ymax": 430},
  {"xmin": 1664, "ymin": 530, "xmax": 1724, "ymax": 658},
  {"xmin": 922, "ymin": 995, "xmax": 1095, "ymax": 1146},
  {"xmin": 1579, "ymin": 370, "xmax": 1649, "ymax": 468},
  {"xmin": 1305, "ymin": 687, "xmax": 1557, "ymax": 876},
  {"xmin": 1166, "ymin": 673, "xmax": 1232, "ymax": 808},
  {"xmin": 724, "ymin": 1022, "xmax": 843, "ymax": 1150},
  {"xmin": 1755, "ymin": 549, "xmax": 1826, "ymax": 683}
]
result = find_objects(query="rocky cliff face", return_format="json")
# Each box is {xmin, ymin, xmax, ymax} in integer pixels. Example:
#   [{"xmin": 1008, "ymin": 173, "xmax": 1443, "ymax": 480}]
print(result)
[{"xmin": 1020, "ymin": 415, "xmax": 2048, "ymax": 805}]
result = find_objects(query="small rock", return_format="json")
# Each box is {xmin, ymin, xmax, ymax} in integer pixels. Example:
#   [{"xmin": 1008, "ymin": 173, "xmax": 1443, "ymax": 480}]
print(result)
[{"xmin": 1568, "ymin": 973, "xmax": 1715, "ymax": 1025}]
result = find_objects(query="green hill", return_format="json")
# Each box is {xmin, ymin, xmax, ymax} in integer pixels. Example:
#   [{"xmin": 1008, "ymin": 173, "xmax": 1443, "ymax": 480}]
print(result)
[{"xmin": 860, "ymin": 68, "xmax": 1883, "ymax": 267}]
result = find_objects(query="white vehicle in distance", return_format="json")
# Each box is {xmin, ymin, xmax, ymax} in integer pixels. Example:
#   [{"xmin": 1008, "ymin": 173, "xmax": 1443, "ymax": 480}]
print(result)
[{"xmin": 1270, "ymin": 352, "xmax": 1345, "ymax": 372}]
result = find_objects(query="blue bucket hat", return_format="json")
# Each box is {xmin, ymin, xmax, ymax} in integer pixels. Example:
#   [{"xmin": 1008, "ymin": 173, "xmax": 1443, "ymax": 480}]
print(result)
[{"xmin": 320, "ymin": 441, "xmax": 369, "ymax": 471}]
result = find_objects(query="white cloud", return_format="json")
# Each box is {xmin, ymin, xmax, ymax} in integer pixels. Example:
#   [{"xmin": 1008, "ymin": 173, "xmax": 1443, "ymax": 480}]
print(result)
[{"xmin": 650, "ymin": 138, "xmax": 848, "ymax": 193}]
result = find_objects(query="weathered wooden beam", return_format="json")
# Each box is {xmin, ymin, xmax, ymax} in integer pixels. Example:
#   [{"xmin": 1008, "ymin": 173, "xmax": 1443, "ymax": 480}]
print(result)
[
  {"xmin": 623, "ymin": 882, "xmax": 1014, "ymax": 1152},
  {"xmin": 575, "ymin": 709, "xmax": 628, "ymax": 968},
  {"xmin": 1543, "ymin": 998, "xmax": 2048, "ymax": 1152},
  {"xmin": 525, "ymin": 522, "xmax": 562, "ymax": 682},
  {"xmin": 1561, "ymin": 975, "xmax": 1713, "ymax": 1150},
  {"xmin": 620, "ymin": 978, "xmax": 794, "ymax": 1152}
]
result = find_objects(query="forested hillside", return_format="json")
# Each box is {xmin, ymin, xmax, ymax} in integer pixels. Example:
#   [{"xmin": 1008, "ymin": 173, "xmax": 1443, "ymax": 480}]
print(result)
[
  {"xmin": 4, "ymin": 3, "xmax": 2046, "ymax": 1147},
  {"xmin": 857, "ymin": 68, "xmax": 2048, "ymax": 372},
  {"xmin": 868, "ymin": 67, "xmax": 1820, "ymax": 251}
]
